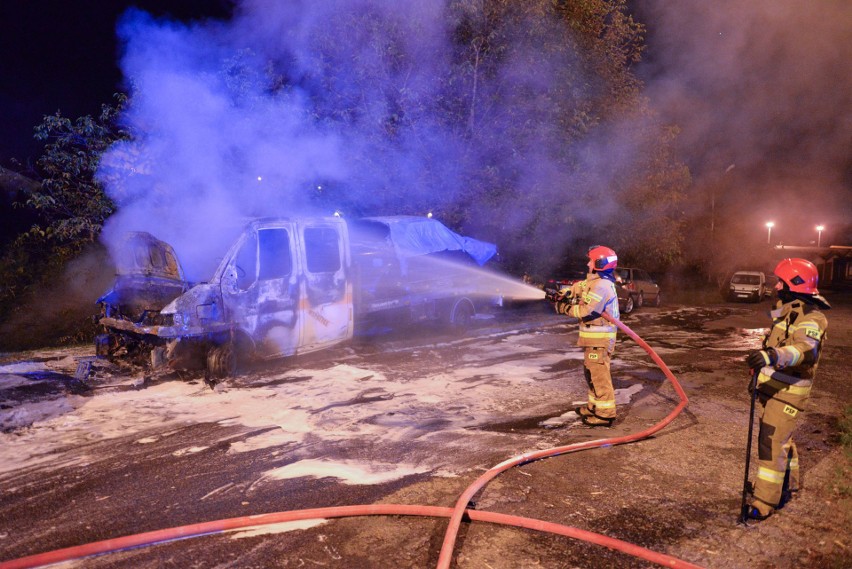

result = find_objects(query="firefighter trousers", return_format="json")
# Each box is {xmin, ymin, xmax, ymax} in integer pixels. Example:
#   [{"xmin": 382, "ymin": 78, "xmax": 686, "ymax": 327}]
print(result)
[
  {"xmin": 582, "ymin": 346, "xmax": 616, "ymax": 419},
  {"xmin": 753, "ymin": 394, "xmax": 801, "ymax": 514}
]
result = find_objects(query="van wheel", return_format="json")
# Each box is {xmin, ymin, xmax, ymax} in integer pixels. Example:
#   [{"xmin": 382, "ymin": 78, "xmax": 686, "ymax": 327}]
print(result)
[
  {"xmin": 622, "ymin": 295, "xmax": 634, "ymax": 314},
  {"xmin": 636, "ymin": 292, "xmax": 644, "ymax": 308},
  {"xmin": 652, "ymin": 292, "xmax": 662, "ymax": 307},
  {"xmin": 206, "ymin": 342, "xmax": 236, "ymax": 381},
  {"xmin": 449, "ymin": 299, "xmax": 475, "ymax": 332},
  {"xmin": 95, "ymin": 332, "xmax": 120, "ymax": 359}
]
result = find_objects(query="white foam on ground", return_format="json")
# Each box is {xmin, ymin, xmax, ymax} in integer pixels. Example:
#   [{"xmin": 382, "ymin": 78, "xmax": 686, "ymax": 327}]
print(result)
[
  {"xmin": 227, "ymin": 519, "xmax": 327, "ymax": 539},
  {"xmin": 0, "ymin": 334, "xmax": 635, "ymax": 480},
  {"xmin": 265, "ymin": 459, "xmax": 429, "ymax": 485}
]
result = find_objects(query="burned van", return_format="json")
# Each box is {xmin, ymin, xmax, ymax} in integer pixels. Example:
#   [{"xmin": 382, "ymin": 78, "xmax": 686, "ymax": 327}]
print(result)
[
  {"xmin": 96, "ymin": 216, "xmax": 499, "ymax": 379},
  {"xmin": 95, "ymin": 232, "xmax": 189, "ymax": 364}
]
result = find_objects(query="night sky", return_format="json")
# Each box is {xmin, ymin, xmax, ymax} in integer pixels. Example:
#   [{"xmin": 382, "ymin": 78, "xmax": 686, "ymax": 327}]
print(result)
[{"xmin": 0, "ymin": 1, "xmax": 233, "ymax": 167}]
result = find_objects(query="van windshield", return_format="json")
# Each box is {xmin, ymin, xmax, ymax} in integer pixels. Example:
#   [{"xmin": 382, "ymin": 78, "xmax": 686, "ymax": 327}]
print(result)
[{"xmin": 732, "ymin": 274, "xmax": 761, "ymax": 285}]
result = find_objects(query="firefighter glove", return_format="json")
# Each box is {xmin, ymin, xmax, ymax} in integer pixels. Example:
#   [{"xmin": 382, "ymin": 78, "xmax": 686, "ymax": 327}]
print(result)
[{"xmin": 746, "ymin": 349, "xmax": 777, "ymax": 370}]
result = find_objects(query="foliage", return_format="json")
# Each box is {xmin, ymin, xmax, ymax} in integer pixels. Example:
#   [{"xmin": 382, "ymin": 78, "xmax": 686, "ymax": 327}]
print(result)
[
  {"xmin": 609, "ymin": 123, "xmax": 691, "ymax": 269},
  {"xmin": 0, "ymin": 95, "xmax": 129, "ymax": 325},
  {"xmin": 284, "ymin": 0, "xmax": 682, "ymax": 276},
  {"xmin": 30, "ymin": 93, "xmax": 129, "ymax": 242}
]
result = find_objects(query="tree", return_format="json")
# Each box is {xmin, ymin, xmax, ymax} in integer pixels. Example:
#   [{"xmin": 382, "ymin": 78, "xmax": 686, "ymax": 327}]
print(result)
[
  {"xmin": 0, "ymin": 94, "xmax": 129, "ymax": 325},
  {"xmin": 30, "ymin": 93, "xmax": 129, "ymax": 243}
]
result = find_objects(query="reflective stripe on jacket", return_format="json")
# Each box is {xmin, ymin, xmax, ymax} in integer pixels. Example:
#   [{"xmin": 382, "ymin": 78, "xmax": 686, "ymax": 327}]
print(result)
[
  {"xmin": 758, "ymin": 300, "xmax": 827, "ymax": 405},
  {"xmin": 568, "ymin": 273, "xmax": 619, "ymax": 349},
  {"xmin": 757, "ymin": 368, "xmax": 814, "ymax": 398}
]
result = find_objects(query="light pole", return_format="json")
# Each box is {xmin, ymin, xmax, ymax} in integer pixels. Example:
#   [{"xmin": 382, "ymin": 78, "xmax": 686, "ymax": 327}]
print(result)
[
  {"xmin": 712, "ymin": 163, "xmax": 736, "ymax": 241},
  {"xmin": 765, "ymin": 221, "xmax": 774, "ymax": 245},
  {"xmin": 816, "ymin": 225, "xmax": 824, "ymax": 247}
]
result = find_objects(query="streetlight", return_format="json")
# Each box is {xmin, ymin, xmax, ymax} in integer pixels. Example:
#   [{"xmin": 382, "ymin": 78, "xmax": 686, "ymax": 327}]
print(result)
[
  {"xmin": 765, "ymin": 221, "xmax": 774, "ymax": 245},
  {"xmin": 816, "ymin": 225, "xmax": 824, "ymax": 247}
]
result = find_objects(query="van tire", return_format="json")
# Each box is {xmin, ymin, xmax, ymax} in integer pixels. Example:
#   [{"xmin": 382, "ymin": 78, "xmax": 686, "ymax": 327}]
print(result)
[
  {"xmin": 206, "ymin": 342, "xmax": 236, "ymax": 381},
  {"xmin": 652, "ymin": 292, "xmax": 662, "ymax": 307},
  {"xmin": 449, "ymin": 298, "xmax": 475, "ymax": 332},
  {"xmin": 636, "ymin": 292, "xmax": 644, "ymax": 308}
]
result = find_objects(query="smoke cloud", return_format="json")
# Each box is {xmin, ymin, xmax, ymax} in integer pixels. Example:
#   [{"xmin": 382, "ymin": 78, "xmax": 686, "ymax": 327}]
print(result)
[
  {"xmin": 96, "ymin": 1, "xmax": 653, "ymax": 279},
  {"xmin": 638, "ymin": 0, "xmax": 852, "ymax": 251}
]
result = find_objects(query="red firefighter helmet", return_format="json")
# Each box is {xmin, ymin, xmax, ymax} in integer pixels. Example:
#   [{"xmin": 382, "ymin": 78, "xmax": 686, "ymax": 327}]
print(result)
[
  {"xmin": 588, "ymin": 245, "xmax": 618, "ymax": 271},
  {"xmin": 774, "ymin": 258, "xmax": 819, "ymax": 294}
]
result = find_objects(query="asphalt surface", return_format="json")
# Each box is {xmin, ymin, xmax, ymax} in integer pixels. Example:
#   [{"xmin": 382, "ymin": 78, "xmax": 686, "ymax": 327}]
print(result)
[{"xmin": 1, "ymin": 294, "xmax": 850, "ymax": 568}]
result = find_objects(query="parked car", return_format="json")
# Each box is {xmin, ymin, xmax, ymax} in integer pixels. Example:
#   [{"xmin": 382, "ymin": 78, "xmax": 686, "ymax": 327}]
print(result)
[
  {"xmin": 544, "ymin": 270, "xmax": 634, "ymax": 314},
  {"xmin": 726, "ymin": 271, "xmax": 766, "ymax": 302},
  {"xmin": 614, "ymin": 267, "xmax": 662, "ymax": 308}
]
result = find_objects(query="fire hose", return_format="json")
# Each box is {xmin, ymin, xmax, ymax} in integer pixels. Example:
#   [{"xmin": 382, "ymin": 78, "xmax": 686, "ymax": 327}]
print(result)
[
  {"xmin": 436, "ymin": 312, "xmax": 692, "ymax": 567},
  {"xmin": 1, "ymin": 313, "xmax": 701, "ymax": 569}
]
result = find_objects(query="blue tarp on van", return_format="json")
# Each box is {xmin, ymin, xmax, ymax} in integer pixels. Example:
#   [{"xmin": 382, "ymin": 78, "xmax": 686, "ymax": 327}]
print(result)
[{"xmin": 361, "ymin": 216, "xmax": 497, "ymax": 266}]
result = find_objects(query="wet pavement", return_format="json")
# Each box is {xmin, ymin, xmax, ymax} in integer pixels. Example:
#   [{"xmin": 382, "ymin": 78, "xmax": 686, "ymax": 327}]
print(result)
[{"xmin": 1, "ymin": 295, "xmax": 850, "ymax": 568}]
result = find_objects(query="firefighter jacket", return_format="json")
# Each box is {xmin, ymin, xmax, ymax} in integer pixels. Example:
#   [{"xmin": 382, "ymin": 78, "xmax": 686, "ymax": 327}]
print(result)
[
  {"xmin": 757, "ymin": 299, "xmax": 828, "ymax": 408},
  {"xmin": 562, "ymin": 272, "xmax": 619, "ymax": 350}
]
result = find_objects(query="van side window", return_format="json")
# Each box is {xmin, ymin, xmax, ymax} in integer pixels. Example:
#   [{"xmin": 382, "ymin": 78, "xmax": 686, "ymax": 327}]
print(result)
[
  {"xmin": 235, "ymin": 233, "xmax": 258, "ymax": 290},
  {"xmin": 258, "ymin": 228, "xmax": 292, "ymax": 281},
  {"xmin": 305, "ymin": 227, "xmax": 341, "ymax": 273}
]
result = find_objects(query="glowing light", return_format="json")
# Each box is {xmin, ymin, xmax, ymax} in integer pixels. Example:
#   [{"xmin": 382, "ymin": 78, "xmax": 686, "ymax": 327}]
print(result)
[
  {"xmin": 765, "ymin": 221, "xmax": 774, "ymax": 244},
  {"xmin": 257, "ymin": 176, "xmax": 262, "ymax": 182},
  {"xmin": 816, "ymin": 224, "xmax": 825, "ymax": 246},
  {"xmin": 333, "ymin": 210, "xmax": 342, "ymax": 217},
  {"xmin": 317, "ymin": 185, "xmax": 323, "ymax": 191},
  {"xmin": 427, "ymin": 211, "xmax": 433, "ymax": 218}
]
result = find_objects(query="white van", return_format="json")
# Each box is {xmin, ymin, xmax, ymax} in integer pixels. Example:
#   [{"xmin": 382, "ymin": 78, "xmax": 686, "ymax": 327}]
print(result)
[
  {"xmin": 96, "ymin": 216, "xmax": 501, "ymax": 378},
  {"xmin": 727, "ymin": 271, "xmax": 766, "ymax": 302}
]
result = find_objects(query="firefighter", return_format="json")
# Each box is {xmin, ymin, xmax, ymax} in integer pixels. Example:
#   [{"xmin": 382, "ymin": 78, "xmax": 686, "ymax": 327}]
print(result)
[
  {"xmin": 556, "ymin": 245, "xmax": 620, "ymax": 426},
  {"xmin": 745, "ymin": 258, "xmax": 830, "ymax": 520}
]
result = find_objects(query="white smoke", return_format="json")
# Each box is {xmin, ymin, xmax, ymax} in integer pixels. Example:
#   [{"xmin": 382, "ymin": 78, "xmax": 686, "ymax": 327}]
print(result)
[
  {"xmin": 96, "ymin": 1, "xmax": 649, "ymax": 279},
  {"xmin": 638, "ymin": 0, "xmax": 852, "ymax": 248}
]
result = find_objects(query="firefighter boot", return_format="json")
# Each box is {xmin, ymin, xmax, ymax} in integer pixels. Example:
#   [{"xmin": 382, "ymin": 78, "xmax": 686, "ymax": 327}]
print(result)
[
  {"xmin": 581, "ymin": 414, "xmax": 614, "ymax": 427},
  {"xmin": 747, "ymin": 498, "xmax": 774, "ymax": 521},
  {"xmin": 575, "ymin": 405, "xmax": 594, "ymax": 418}
]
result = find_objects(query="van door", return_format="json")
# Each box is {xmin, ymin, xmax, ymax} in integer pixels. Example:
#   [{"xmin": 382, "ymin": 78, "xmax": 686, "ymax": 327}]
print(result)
[
  {"xmin": 221, "ymin": 224, "xmax": 302, "ymax": 358},
  {"xmin": 297, "ymin": 221, "xmax": 353, "ymax": 351}
]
